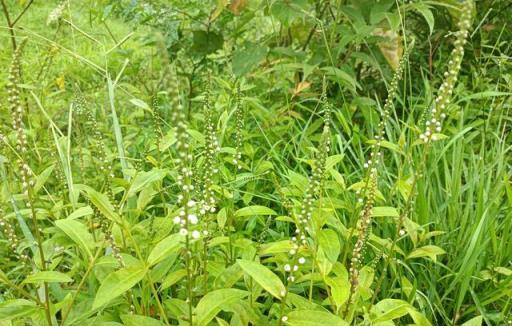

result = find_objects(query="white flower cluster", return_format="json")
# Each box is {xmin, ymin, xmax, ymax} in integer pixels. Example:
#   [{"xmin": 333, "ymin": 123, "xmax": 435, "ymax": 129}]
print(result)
[
  {"xmin": 198, "ymin": 76, "xmax": 219, "ymax": 217},
  {"xmin": 46, "ymin": 1, "xmax": 66, "ymax": 26},
  {"xmin": 419, "ymin": 0, "xmax": 473, "ymax": 143}
]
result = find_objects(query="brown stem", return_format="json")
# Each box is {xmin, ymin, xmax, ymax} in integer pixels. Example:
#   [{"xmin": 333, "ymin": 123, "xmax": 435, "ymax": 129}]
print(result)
[{"xmin": 0, "ymin": 0, "xmax": 17, "ymax": 50}]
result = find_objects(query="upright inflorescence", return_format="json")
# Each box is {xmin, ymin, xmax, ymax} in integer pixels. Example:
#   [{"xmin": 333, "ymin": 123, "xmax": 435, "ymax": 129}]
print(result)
[
  {"xmin": 169, "ymin": 66, "xmax": 201, "ymax": 239},
  {"xmin": 232, "ymin": 82, "xmax": 244, "ymax": 170},
  {"xmin": 0, "ymin": 208, "xmax": 24, "ymax": 260},
  {"xmin": 74, "ymin": 92, "xmax": 114, "ymax": 181},
  {"xmin": 198, "ymin": 74, "xmax": 219, "ymax": 219},
  {"xmin": 6, "ymin": 39, "xmax": 34, "ymax": 202},
  {"xmin": 285, "ymin": 87, "xmax": 331, "ymax": 282},
  {"xmin": 346, "ymin": 46, "xmax": 409, "ymax": 308},
  {"xmin": 419, "ymin": 0, "xmax": 473, "ymax": 143}
]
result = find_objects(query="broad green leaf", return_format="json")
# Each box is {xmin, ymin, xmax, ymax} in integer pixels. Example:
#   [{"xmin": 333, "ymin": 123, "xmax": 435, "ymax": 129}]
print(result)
[
  {"xmin": 411, "ymin": 3, "xmax": 434, "ymax": 35},
  {"xmin": 371, "ymin": 206, "xmax": 399, "ymax": 218},
  {"xmin": 23, "ymin": 271, "xmax": 72, "ymax": 284},
  {"xmin": 233, "ymin": 43, "xmax": 268, "ymax": 76},
  {"xmin": 56, "ymin": 218, "xmax": 95, "ymax": 258},
  {"xmin": 318, "ymin": 229, "xmax": 340, "ymax": 263},
  {"xmin": 86, "ymin": 189, "xmax": 122, "ymax": 224},
  {"xmin": 0, "ymin": 299, "xmax": 38, "ymax": 320},
  {"xmin": 370, "ymin": 299, "xmax": 410, "ymax": 322},
  {"xmin": 235, "ymin": 205, "xmax": 277, "ymax": 217},
  {"xmin": 128, "ymin": 169, "xmax": 167, "ymax": 196},
  {"xmin": 195, "ymin": 288, "xmax": 248, "ymax": 326},
  {"xmin": 121, "ymin": 314, "xmax": 164, "ymax": 326},
  {"xmin": 407, "ymin": 307, "xmax": 432, "ymax": 326},
  {"xmin": 33, "ymin": 164, "xmax": 54, "ymax": 194},
  {"xmin": 325, "ymin": 276, "xmax": 349, "ymax": 311},
  {"xmin": 67, "ymin": 206, "xmax": 94, "ymax": 220},
  {"xmin": 407, "ymin": 245, "xmax": 446, "ymax": 262},
  {"xmin": 92, "ymin": 263, "xmax": 147, "ymax": 309},
  {"xmin": 285, "ymin": 309, "xmax": 348, "ymax": 326},
  {"xmin": 259, "ymin": 240, "xmax": 292, "ymax": 256},
  {"xmin": 147, "ymin": 233, "xmax": 183, "ymax": 266},
  {"xmin": 161, "ymin": 269, "xmax": 187, "ymax": 290},
  {"xmin": 237, "ymin": 259, "xmax": 286, "ymax": 299},
  {"xmin": 129, "ymin": 98, "xmax": 150, "ymax": 110},
  {"xmin": 461, "ymin": 316, "xmax": 483, "ymax": 326}
]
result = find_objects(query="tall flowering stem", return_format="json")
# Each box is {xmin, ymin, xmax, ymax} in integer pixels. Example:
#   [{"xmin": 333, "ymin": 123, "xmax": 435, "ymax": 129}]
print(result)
[
  {"xmin": 344, "ymin": 46, "xmax": 409, "ymax": 316},
  {"xmin": 279, "ymin": 85, "xmax": 331, "ymax": 325},
  {"xmin": 232, "ymin": 82, "xmax": 243, "ymax": 170},
  {"xmin": 168, "ymin": 65, "xmax": 198, "ymax": 324},
  {"xmin": 6, "ymin": 39, "xmax": 54, "ymax": 326},
  {"xmin": 371, "ymin": 0, "xmax": 474, "ymax": 306},
  {"xmin": 419, "ymin": 0, "xmax": 473, "ymax": 143}
]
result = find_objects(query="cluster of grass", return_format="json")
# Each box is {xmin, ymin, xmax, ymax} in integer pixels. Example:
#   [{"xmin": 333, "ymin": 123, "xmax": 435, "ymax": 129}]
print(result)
[{"xmin": 0, "ymin": 0, "xmax": 511, "ymax": 325}]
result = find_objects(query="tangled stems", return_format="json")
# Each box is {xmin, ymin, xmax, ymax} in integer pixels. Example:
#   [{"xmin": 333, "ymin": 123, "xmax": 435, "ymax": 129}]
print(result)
[{"xmin": 371, "ymin": 0, "xmax": 474, "ymax": 307}]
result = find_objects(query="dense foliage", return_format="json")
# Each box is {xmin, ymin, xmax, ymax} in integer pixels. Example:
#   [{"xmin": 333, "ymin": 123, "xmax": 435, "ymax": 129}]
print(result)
[{"xmin": 0, "ymin": 0, "xmax": 511, "ymax": 325}]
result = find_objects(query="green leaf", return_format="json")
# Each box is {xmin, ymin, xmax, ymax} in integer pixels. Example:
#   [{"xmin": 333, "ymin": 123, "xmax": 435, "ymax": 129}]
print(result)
[
  {"xmin": 318, "ymin": 229, "xmax": 340, "ymax": 263},
  {"xmin": 0, "ymin": 299, "xmax": 38, "ymax": 320},
  {"xmin": 407, "ymin": 245, "xmax": 446, "ymax": 262},
  {"xmin": 407, "ymin": 307, "xmax": 432, "ymax": 326},
  {"xmin": 120, "ymin": 314, "xmax": 165, "ymax": 326},
  {"xmin": 67, "ymin": 206, "xmax": 94, "ymax": 220},
  {"xmin": 191, "ymin": 30, "xmax": 224, "ymax": 56},
  {"xmin": 237, "ymin": 259, "xmax": 286, "ymax": 299},
  {"xmin": 325, "ymin": 276, "xmax": 349, "ymax": 311},
  {"xmin": 235, "ymin": 205, "xmax": 277, "ymax": 217},
  {"xmin": 285, "ymin": 309, "xmax": 348, "ymax": 326},
  {"xmin": 411, "ymin": 3, "xmax": 434, "ymax": 35},
  {"xmin": 259, "ymin": 240, "xmax": 292, "ymax": 256},
  {"xmin": 56, "ymin": 218, "xmax": 95, "ymax": 258},
  {"xmin": 461, "ymin": 316, "xmax": 483, "ymax": 326},
  {"xmin": 129, "ymin": 98, "xmax": 150, "ymax": 110},
  {"xmin": 233, "ymin": 43, "xmax": 268, "ymax": 76},
  {"xmin": 147, "ymin": 233, "xmax": 183, "ymax": 266},
  {"xmin": 92, "ymin": 263, "xmax": 147, "ymax": 309},
  {"xmin": 86, "ymin": 189, "xmax": 122, "ymax": 225},
  {"xmin": 128, "ymin": 169, "xmax": 167, "ymax": 196},
  {"xmin": 161, "ymin": 269, "xmax": 187, "ymax": 290},
  {"xmin": 371, "ymin": 206, "xmax": 399, "ymax": 218},
  {"xmin": 195, "ymin": 288, "xmax": 249, "ymax": 326},
  {"xmin": 23, "ymin": 271, "xmax": 73, "ymax": 284},
  {"xmin": 370, "ymin": 299, "xmax": 410, "ymax": 322}
]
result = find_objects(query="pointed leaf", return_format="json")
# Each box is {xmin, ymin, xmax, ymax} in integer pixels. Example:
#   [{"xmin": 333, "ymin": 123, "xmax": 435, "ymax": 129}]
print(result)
[
  {"xmin": 195, "ymin": 288, "xmax": 248, "ymax": 326},
  {"xmin": 147, "ymin": 233, "xmax": 183, "ymax": 266},
  {"xmin": 285, "ymin": 309, "xmax": 348, "ymax": 326},
  {"xmin": 56, "ymin": 218, "xmax": 95, "ymax": 258},
  {"xmin": 93, "ymin": 263, "xmax": 146, "ymax": 309},
  {"xmin": 235, "ymin": 205, "xmax": 277, "ymax": 217},
  {"xmin": 23, "ymin": 271, "xmax": 73, "ymax": 284},
  {"xmin": 237, "ymin": 259, "xmax": 285, "ymax": 299}
]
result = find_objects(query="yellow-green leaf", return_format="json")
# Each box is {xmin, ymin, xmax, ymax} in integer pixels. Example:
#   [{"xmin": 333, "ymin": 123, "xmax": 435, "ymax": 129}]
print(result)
[
  {"xmin": 237, "ymin": 259, "xmax": 285, "ymax": 299},
  {"xmin": 285, "ymin": 309, "xmax": 348, "ymax": 326},
  {"xmin": 23, "ymin": 271, "xmax": 72, "ymax": 284},
  {"xmin": 92, "ymin": 263, "xmax": 146, "ymax": 309},
  {"xmin": 235, "ymin": 205, "xmax": 277, "ymax": 217},
  {"xmin": 195, "ymin": 288, "xmax": 248, "ymax": 326},
  {"xmin": 56, "ymin": 218, "xmax": 95, "ymax": 258}
]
